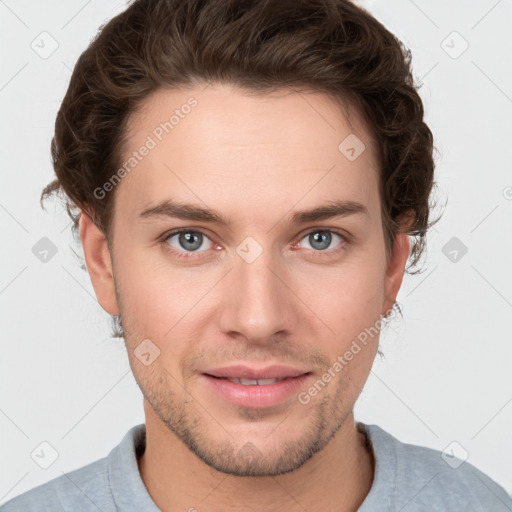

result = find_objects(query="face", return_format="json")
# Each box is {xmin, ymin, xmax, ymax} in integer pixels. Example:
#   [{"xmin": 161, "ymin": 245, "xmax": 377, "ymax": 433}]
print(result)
[{"xmin": 83, "ymin": 83, "xmax": 408, "ymax": 477}]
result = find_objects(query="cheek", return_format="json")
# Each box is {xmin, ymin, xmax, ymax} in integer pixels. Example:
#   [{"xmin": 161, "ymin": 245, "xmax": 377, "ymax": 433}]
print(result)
[
  {"xmin": 113, "ymin": 247, "xmax": 176, "ymax": 336},
  {"xmin": 293, "ymin": 260, "xmax": 385, "ymax": 374},
  {"xmin": 298, "ymin": 258, "xmax": 385, "ymax": 322},
  {"xmin": 117, "ymin": 244, "xmax": 186, "ymax": 310},
  {"xmin": 116, "ymin": 252, "xmax": 213, "ymax": 359},
  {"xmin": 116, "ymin": 235, "xmax": 386, "ymax": 352}
]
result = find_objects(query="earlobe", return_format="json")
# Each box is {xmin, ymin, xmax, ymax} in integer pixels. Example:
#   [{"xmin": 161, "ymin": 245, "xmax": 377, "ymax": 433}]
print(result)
[{"xmin": 79, "ymin": 210, "xmax": 119, "ymax": 315}]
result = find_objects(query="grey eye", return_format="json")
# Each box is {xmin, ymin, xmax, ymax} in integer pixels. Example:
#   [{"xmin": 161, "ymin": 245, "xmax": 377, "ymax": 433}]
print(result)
[
  {"xmin": 300, "ymin": 230, "xmax": 343, "ymax": 251},
  {"xmin": 166, "ymin": 231, "xmax": 213, "ymax": 252}
]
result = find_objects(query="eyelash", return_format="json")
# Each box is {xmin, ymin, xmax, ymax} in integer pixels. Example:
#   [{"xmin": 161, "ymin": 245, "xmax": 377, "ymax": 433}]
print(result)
[{"xmin": 159, "ymin": 227, "xmax": 349, "ymax": 260}]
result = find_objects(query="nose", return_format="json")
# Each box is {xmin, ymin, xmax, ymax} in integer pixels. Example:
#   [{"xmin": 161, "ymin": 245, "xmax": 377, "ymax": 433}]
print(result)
[{"xmin": 217, "ymin": 245, "xmax": 297, "ymax": 343}]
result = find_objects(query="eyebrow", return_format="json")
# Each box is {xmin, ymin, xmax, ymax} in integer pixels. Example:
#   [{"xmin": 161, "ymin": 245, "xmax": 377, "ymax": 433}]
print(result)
[{"xmin": 138, "ymin": 198, "xmax": 368, "ymax": 226}]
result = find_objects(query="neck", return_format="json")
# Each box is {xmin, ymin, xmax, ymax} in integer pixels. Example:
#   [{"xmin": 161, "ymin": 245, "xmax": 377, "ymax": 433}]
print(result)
[{"xmin": 137, "ymin": 404, "xmax": 374, "ymax": 512}]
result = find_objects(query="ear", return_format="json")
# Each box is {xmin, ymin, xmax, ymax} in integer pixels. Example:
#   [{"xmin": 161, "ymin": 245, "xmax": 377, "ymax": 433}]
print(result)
[
  {"xmin": 79, "ymin": 210, "xmax": 119, "ymax": 315},
  {"xmin": 381, "ymin": 210, "xmax": 414, "ymax": 316}
]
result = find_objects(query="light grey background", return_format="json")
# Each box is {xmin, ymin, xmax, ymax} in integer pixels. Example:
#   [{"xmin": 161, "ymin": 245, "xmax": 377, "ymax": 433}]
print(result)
[{"xmin": 1, "ymin": 0, "xmax": 511, "ymax": 504}]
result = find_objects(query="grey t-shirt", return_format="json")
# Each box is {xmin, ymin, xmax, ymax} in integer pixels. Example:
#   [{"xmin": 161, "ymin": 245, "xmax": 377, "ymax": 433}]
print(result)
[{"xmin": 1, "ymin": 422, "xmax": 510, "ymax": 511}]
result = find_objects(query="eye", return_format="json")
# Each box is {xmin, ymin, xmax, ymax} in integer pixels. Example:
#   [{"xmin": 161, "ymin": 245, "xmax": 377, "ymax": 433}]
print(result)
[
  {"xmin": 160, "ymin": 227, "xmax": 348, "ymax": 260},
  {"xmin": 163, "ymin": 229, "xmax": 215, "ymax": 257},
  {"xmin": 296, "ymin": 229, "xmax": 346, "ymax": 255}
]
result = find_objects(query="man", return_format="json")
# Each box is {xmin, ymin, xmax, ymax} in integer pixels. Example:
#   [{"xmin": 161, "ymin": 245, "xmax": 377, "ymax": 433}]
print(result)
[{"xmin": 2, "ymin": 0, "xmax": 510, "ymax": 511}]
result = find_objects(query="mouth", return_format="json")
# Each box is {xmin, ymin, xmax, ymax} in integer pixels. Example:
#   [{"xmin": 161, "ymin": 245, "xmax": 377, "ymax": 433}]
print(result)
[
  {"xmin": 202, "ymin": 364, "xmax": 311, "ymax": 381},
  {"xmin": 205, "ymin": 375, "xmax": 305, "ymax": 386},
  {"xmin": 200, "ymin": 366, "xmax": 313, "ymax": 408}
]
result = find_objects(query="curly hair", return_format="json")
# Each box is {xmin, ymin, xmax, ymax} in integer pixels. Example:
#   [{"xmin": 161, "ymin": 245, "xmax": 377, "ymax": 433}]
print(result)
[{"xmin": 42, "ymin": 0, "xmax": 441, "ymax": 278}]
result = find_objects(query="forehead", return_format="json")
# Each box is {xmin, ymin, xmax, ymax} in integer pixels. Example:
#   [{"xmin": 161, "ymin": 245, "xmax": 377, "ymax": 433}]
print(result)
[{"xmin": 115, "ymin": 84, "xmax": 380, "ymax": 226}]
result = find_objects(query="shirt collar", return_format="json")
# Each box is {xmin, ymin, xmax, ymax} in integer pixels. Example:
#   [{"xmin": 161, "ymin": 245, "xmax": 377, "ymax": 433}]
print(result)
[
  {"xmin": 107, "ymin": 421, "xmax": 394, "ymax": 511},
  {"xmin": 108, "ymin": 423, "xmax": 161, "ymax": 511}
]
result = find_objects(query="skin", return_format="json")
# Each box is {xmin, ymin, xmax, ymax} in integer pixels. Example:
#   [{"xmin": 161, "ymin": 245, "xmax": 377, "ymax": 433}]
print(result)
[{"xmin": 79, "ymin": 83, "xmax": 411, "ymax": 512}]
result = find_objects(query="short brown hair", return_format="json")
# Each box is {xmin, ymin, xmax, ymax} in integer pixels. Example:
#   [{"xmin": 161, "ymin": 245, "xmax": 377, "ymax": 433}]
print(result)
[{"xmin": 42, "ymin": 0, "xmax": 441, "ymax": 275}]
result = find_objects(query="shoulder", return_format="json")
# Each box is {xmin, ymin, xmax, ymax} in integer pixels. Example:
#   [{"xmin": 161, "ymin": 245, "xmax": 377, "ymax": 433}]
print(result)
[
  {"xmin": 360, "ymin": 423, "xmax": 512, "ymax": 511},
  {"xmin": 0, "ymin": 424, "xmax": 147, "ymax": 512},
  {"xmin": 0, "ymin": 457, "xmax": 113, "ymax": 512}
]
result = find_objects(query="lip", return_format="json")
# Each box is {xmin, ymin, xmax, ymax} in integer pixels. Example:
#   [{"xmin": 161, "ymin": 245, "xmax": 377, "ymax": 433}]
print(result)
[
  {"xmin": 202, "ymin": 364, "xmax": 310, "ymax": 380},
  {"xmin": 201, "ymin": 372, "xmax": 312, "ymax": 409}
]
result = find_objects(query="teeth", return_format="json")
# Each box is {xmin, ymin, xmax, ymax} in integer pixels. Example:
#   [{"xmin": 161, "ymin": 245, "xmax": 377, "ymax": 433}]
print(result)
[
  {"xmin": 227, "ymin": 377, "xmax": 284, "ymax": 385},
  {"xmin": 256, "ymin": 378, "xmax": 281, "ymax": 385}
]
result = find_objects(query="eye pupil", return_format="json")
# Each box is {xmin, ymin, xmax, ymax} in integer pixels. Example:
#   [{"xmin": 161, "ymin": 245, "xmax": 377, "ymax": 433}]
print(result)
[
  {"xmin": 179, "ymin": 231, "xmax": 202, "ymax": 251},
  {"xmin": 168, "ymin": 229, "xmax": 341, "ymax": 257},
  {"xmin": 310, "ymin": 231, "xmax": 331, "ymax": 251}
]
